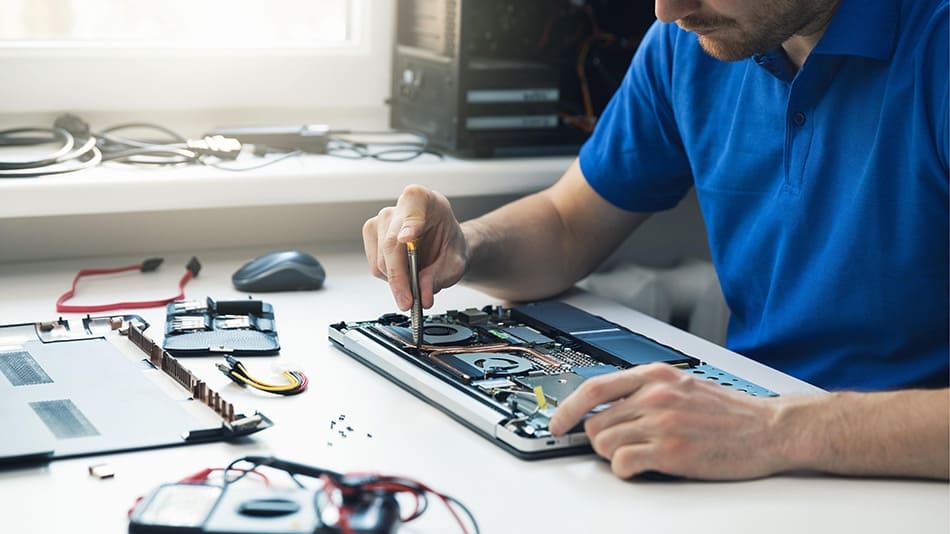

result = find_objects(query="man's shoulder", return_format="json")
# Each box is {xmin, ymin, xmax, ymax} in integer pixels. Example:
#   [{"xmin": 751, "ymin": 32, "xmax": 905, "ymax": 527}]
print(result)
[
  {"xmin": 898, "ymin": 0, "xmax": 948, "ymax": 39},
  {"xmin": 895, "ymin": 0, "xmax": 948, "ymax": 91}
]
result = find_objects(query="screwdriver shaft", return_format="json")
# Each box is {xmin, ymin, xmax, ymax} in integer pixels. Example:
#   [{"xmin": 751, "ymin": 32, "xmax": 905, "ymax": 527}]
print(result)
[{"xmin": 407, "ymin": 241, "xmax": 423, "ymax": 348}]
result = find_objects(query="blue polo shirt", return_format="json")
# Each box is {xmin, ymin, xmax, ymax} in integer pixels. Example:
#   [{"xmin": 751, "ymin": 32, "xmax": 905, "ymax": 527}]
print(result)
[{"xmin": 579, "ymin": 0, "xmax": 949, "ymax": 391}]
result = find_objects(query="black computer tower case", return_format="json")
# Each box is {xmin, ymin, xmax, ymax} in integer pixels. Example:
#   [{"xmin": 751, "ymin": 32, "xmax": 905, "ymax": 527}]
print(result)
[{"xmin": 390, "ymin": 0, "xmax": 655, "ymax": 158}]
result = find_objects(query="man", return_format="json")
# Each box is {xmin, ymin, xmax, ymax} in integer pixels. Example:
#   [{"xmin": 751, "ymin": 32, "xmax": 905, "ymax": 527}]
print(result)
[{"xmin": 363, "ymin": 0, "xmax": 949, "ymax": 480}]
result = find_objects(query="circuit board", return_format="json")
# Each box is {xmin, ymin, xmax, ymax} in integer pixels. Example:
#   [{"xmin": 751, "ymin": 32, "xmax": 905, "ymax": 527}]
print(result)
[{"xmin": 329, "ymin": 301, "xmax": 776, "ymax": 458}]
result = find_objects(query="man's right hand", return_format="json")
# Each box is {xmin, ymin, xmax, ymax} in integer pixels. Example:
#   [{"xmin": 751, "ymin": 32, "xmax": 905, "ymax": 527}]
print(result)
[{"xmin": 362, "ymin": 184, "xmax": 468, "ymax": 311}]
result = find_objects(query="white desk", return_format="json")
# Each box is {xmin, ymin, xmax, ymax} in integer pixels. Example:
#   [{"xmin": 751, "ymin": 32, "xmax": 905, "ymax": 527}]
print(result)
[{"xmin": 0, "ymin": 245, "xmax": 946, "ymax": 534}]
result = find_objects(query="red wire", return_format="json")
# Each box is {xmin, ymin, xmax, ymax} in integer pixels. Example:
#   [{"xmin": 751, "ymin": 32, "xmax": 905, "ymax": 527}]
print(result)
[
  {"xmin": 156, "ymin": 466, "xmax": 471, "ymax": 534},
  {"xmin": 176, "ymin": 467, "xmax": 215, "ymax": 483},
  {"xmin": 321, "ymin": 475, "xmax": 355, "ymax": 534},
  {"xmin": 357, "ymin": 481, "xmax": 424, "ymax": 522},
  {"xmin": 177, "ymin": 467, "xmax": 271, "ymax": 485},
  {"xmin": 56, "ymin": 262, "xmax": 195, "ymax": 313},
  {"xmin": 129, "ymin": 467, "xmax": 269, "ymax": 518},
  {"xmin": 536, "ymin": 11, "xmax": 559, "ymax": 49},
  {"xmin": 583, "ymin": 4, "xmax": 601, "ymax": 34},
  {"xmin": 345, "ymin": 473, "xmax": 471, "ymax": 534},
  {"xmin": 295, "ymin": 372, "xmax": 309, "ymax": 393}
]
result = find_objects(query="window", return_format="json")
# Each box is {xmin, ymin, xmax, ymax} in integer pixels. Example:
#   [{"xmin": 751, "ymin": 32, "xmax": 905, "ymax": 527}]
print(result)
[
  {"xmin": 0, "ymin": 0, "xmax": 392, "ymax": 113},
  {"xmin": 0, "ymin": 0, "xmax": 351, "ymax": 45}
]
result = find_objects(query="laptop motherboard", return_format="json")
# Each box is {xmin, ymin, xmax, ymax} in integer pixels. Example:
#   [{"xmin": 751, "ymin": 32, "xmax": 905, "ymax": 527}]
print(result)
[{"xmin": 330, "ymin": 301, "xmax": 776, "ymax": 458}]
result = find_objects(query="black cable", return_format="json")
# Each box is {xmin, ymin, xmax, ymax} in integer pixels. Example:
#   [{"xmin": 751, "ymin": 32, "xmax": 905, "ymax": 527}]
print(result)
[
  {"xmin": 0, "ymin": 127, "xmax": 102, "ymax": 177},
  {"xmin": 98, "ymin": 122, "xmax": 188, "ymax": 143},
  {"xmin": 0, "ymin": 127, "xmax": 73, "ymax": 168},
  {"xmin": 95, "ymin": 123, "xmax": 197, "ymax": 166},
  {"xmin": 325, "ymin": 130, "xmax": 442, "ymax": 162},
  {"xmin": 220, "ymin": 455, "xmax": 479, "ymax": 533},
  {"xmin": 224, "ymin": 456, "xmax": 343, "ymax": 486},
  {"xmin": 203, "ymin": 149, "xmax": 304, "ymax": 172},
  {"xmin": 100, "ymin": 146, "xmax": 197, "ymax": 165},
  {"xmin": 93, "ymin": 123, "xmax": 300, "ymax": 170},
  {"xmin": 326, "ymin": 140, "xmax": 441, "ymax": 162},
  {"xmin": 217, "ymin": 355, "xmax": 308, "ymax": 396},
  {"xmin": 0, "ymin": 117, "xmax": 443, "ymax": 178},
  {"xmin": 445, "ymin": 494, "xmax": 481, "ymax": 534}
]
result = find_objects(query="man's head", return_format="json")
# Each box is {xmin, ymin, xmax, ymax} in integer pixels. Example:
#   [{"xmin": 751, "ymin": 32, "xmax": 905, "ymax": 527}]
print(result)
[{"xmin": 655, "ymin": 0, "xmax": 839, "ymax": 61}]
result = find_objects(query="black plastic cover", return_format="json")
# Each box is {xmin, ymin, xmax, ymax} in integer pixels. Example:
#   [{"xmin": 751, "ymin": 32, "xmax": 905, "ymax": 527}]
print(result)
[{"xmin": 510, "ymin": 301, "xmax": 697, "ymax": 368}]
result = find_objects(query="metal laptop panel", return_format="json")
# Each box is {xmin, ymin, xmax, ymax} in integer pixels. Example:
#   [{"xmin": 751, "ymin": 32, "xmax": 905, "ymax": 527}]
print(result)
[{"xmin": 0, "ymin": 318, "xmax": 273, "ymax": 468}]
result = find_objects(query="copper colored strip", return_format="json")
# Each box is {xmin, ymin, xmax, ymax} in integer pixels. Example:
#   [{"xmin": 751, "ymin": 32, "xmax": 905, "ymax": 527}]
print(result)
[{"xmin": 130, "ymin": 324, "xmax": 241, "ymax": 419}]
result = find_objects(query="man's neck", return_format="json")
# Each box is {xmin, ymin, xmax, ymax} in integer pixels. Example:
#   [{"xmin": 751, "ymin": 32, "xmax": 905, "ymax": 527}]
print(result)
[{"xmin": 781, "ymin": 0, "xmax": 841, "ymax": 68}]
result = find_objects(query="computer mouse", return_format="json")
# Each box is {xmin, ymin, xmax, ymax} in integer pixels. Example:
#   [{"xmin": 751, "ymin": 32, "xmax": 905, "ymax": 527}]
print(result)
[{"xmin": 232, "ymin": 250, "xmax": 325, "ymax": 292}]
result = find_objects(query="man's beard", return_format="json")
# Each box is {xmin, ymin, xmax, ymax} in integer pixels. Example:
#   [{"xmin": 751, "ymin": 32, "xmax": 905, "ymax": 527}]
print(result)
[
  {"xmin": 696, "ymin": 31, "xmax": 785, "ymax": 62},
  {"xmin": 676, "ymin": 1, "xmax": 814, "ymax": 62}
]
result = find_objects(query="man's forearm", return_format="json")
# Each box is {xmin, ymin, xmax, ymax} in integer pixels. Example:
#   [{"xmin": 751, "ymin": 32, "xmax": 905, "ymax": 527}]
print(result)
[
  {"xmin": 461, "ymin": 192, "xmax": 579, "ymax": 301},
  {"xmin": 775, "ymin": 388, "xmax": 950, "ymax": 479},
  {"xmin": 460, "ymin": 159, "xmax": 651, "ymax": 301}
]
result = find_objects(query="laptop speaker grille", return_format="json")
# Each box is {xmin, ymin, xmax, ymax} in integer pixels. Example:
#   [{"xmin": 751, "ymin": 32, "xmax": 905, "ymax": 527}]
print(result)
[
  {"xmin": 0, "ymin": 350, "xmax": 53, "ymax": 386},
  {"xmin": 29, "ymin": 399, "xmax": 100, "ymax": 439}
]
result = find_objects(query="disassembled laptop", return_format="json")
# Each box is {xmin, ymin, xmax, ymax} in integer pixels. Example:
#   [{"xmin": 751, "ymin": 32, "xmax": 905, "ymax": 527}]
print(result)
[{"xmin": 330, "ymin": 300, "xmax": 776, "ymax": 459}]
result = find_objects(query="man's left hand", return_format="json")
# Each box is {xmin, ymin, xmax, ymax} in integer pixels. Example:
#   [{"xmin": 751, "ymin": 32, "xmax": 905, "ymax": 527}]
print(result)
[{"xmin": 548, "ymin": 363, "xmax": 789, "ymax": 480}]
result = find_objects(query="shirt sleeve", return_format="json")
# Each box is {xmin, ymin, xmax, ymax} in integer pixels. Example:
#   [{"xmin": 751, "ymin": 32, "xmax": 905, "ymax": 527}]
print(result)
[
  {"xmin": 932, "ymin": 2, "xmax": 948, "ymax": 172},
  {"xmin": 578, "ymin": 21, "xmax": 694, "ymax": 212}
]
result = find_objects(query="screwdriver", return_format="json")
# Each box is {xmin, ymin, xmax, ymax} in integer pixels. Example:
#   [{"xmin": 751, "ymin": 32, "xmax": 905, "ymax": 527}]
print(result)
[{"xmin": 407, "ymin": 240, "xmax": 423, "ymax": 348}]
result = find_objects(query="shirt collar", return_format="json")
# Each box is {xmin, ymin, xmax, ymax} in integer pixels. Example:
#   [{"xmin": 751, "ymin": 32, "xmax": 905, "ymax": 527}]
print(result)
[
  {"xmin": 811, "ymin": 0, "xmax": 900, "ymax": 59},
  {"xmin": 750, "ymin": 0, "xmax": 899, "ymax": 80},
  {"xmin": 752, "ymin": 50, "xmax": 798, "ymax": 83}
]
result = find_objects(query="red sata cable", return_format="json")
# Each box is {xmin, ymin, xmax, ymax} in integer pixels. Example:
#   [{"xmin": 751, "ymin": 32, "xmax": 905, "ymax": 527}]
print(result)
[{"xmin": 56, "ymin": 257, "xmax": 201, "ymax": 313}]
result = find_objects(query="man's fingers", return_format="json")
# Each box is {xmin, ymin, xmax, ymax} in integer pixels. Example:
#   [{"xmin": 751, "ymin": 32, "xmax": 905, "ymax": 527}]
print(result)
[
  {"xmin": 377, "ymin": 186, "xmax": 433, "ymax": 309},
  {"xmin": 583, "ymin": 397, "xmax": 645, "ymax": 439},
  {"xmin": 394, "ymin": 184, "xmax": 431, "ymax": 244},
  {"xmin": 610, "ymin": 443, "xmax": 659, "ymax": 479},
  {"xmin": 549, "ymin": 370, "xmax": 648, "ymax": 435},
  {"xmin": 384, "ymin": 247, "xmax": 411, "ymax": 310},
  {"xmin": 361, "ymin": 218, "xmax": 384, "ymax": 280},
  {"xmin": 587, "ymin": 416, "xmax": 649, "ymax": 460},
  {"xmin": 583, "ymin": 376, "xmax": 689, "ymax": 436},
  {"xmin": 418, "ymin": 266, "xmax": 436, "ymax": 309},
  {"xmin": 417, "ymin": 253, "xmax": 467, "ymax": 309},
  {"xmin": 362, "ymin": 184, "xmax": 463, "ymax": 311},
  {"xmin": 379, "ymin": 204, "xmax": 414, "ymax": 309}
]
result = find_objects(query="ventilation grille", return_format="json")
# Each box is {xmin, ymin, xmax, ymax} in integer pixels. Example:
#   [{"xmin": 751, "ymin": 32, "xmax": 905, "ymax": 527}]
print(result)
[
  {"xmin": 688, "ymin": 364, "xmax": 778, "ymax": 397},
  {"xmin": 398, "ymin": 0, "xmax": 456, "ymax": 56},
  {"xmin": 0, "ymin": 350, "xmax": 53, "ymax": 386},
  {"xmin": 29, "ymin": 399, "xmax": 100, "ymax": 439}
]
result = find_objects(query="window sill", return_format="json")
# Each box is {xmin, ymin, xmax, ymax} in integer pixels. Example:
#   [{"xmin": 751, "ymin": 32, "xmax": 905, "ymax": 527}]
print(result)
[{"xmin": 0, "ymin": 154, "xmax": 572, "ymax": 219}]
